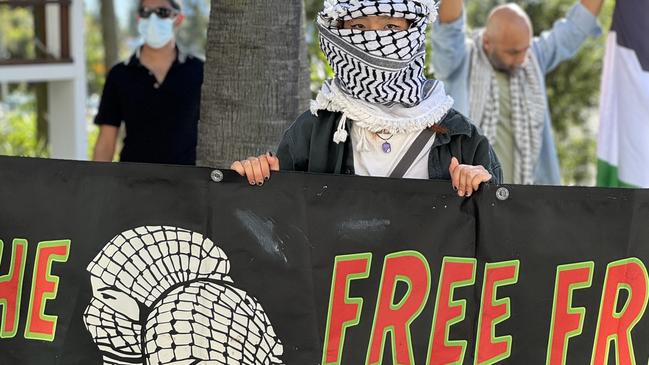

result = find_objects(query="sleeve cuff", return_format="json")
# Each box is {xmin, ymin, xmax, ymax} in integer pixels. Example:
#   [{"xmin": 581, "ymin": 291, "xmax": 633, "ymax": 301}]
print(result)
[
  {"xmin": 432, "ymin": 10, "xmax": 465, "ymax": 34},
  {"xmin": 93, "ymin": 117, "xmax": 121, "ymax": 127},
  {"xmin": 567, "ymin": 2, "xmax": 603, "ymax": 38}
]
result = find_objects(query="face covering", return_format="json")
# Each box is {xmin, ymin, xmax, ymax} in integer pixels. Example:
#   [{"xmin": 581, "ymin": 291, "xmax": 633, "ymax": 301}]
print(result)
[
  {"xmin": 138, "ymin": 14, "xmax": 175, "ymax": 49},
  {"xmin": 318, "ymin": 0, "xmax": 438, "ymax": 106}
]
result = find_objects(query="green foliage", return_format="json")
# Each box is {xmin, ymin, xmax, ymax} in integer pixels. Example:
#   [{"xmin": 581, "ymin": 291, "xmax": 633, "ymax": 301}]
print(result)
[
  {"xmin": 0, "ymin": 6, "xmax": 49, "ymax": 157},
  {"xmin": 305, "ymin": 0, "xmax": 334, "ymax": 95},
  {"xmin": 85, "ymin": 13, "xmax": 107, "ymax": 96},
  {"xmin": 86, "ymin": 120, "xmax": 99, "ymax": 160},
  {"xmin": 176, "ymin": 0, "xmax": 210, "ymax": 57},
  {"xmin": 0, "ymin": 6, "xmax": 36, "ymax": 60},
  {"xmin": 0, "ymin": 93, "xmax": 48, "ymax": 158}
]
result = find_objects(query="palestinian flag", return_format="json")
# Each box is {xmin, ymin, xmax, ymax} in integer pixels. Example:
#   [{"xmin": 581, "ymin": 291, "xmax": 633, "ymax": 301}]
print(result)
[{"xmin": 597, "ymin": 0, "xmax": 649, "ymax": 188}]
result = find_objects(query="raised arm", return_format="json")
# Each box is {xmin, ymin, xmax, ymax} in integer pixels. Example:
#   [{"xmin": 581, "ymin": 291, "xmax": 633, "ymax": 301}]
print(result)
[
  {"xmin": 438, "ymin": 0, "xmax": 463, "ymax": 23},
  {"xmin": 532, "ymin": 2, "xmax": 602, "ymax": 74},
  {"xmin": 430, "ymin": 0, "xmax": 468, "ymax": 80},
  {"xmin": 581, "ymin": 0, "xmax": 605, "ymax": 16}
]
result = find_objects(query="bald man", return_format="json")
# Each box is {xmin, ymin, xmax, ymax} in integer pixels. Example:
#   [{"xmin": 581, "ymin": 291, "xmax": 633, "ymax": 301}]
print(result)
[{"xmin": 431, "ymin": 0, "xmax": 604, "ymax": 185}]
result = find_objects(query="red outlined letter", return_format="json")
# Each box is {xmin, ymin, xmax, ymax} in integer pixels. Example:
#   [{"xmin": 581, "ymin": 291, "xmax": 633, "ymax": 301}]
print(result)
[
  {"xmin": 474, "ymin": 260, "xmax": 520, "ymax": 365},
  {"xmin": 0, "ymin": 239, "xmax": 28, "ymax": 338},
  {"xmin": 545, "ymin": 262, "xmax": 594, "ymax": 365},
  {"xmin": 24, "ymin": 240, "xmax": 70, "ymax": 341},
  {"xmin": 366, "ymin": 251, "xmax": 431, "ymax": 365},
  {"xmin": 591, "ymin": 258, "xmax": 648, "ymax": 365},
  {"xmin": 322, "ymin": 253, "xmax": 372, "ymax": 365},
  {"xmin": 427, "ymin": 257, "xmax": 477, "ymax": 365}
]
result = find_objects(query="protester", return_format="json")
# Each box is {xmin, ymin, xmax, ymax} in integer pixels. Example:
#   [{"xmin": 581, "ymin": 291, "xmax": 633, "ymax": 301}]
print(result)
[
  {"xmin": 93, "ymin": 0, "xmax": 203, "ymax": 165},
  {"xmin": 232, "ymin": 0, "xmax": 501, "ymax": 198},
  {"xmin": 431, "ymin": 0, "xmax": 604, "ymax": 184}
]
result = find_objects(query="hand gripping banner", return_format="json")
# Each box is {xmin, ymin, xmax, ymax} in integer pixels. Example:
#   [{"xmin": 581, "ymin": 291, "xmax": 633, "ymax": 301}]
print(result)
[{"xmin": 1, "ymin": 156, "xmax": 649, "ymax": 364}]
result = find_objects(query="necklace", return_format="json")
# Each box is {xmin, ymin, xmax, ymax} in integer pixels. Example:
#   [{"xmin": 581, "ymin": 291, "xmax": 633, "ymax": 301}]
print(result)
[{"xmin": 376, "ymin": 132, "xmax": 393, "ymax": 153}]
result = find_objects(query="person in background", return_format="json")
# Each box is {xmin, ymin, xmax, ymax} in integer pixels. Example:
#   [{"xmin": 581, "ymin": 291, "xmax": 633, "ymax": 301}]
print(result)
[
  {"xmin": 431, "ymin": 0, "xmax": 604, "ymax": 184},
  {"xmin": 232, "ymin": 0, "xmax": 502, "ymax": 198},
  {"xmin": 93, "ymin": 0, "xmax": 203, "ymax": 165}
]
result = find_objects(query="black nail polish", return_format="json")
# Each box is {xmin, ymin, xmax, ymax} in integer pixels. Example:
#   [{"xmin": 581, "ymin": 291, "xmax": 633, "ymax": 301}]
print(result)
[
  {"xmin": 268, "ymin": 151, "xmax": 274, "ymax": 157},
  {"xmin": 257, "ymin": 182, "xmax": 263, "ymax": 187}
]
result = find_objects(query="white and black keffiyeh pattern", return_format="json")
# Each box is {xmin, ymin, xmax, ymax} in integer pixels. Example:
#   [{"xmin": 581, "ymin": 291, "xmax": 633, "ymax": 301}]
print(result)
[
  {"xmin": 83, "ymin": 226, "xmax": 284, "ymax": 365},
  {"xmin": 317, "ymin": 0, "xmax": 438, "ymax": 106},
  {"xmin": 312, "ymin": 0, "xmax": 453, "ymax": 145}
]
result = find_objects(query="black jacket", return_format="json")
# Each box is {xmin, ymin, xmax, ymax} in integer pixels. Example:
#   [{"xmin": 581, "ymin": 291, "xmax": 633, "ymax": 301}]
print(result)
[{"xmin": 277, "ymin": 109, "xmax": 502, "ymax": 183}]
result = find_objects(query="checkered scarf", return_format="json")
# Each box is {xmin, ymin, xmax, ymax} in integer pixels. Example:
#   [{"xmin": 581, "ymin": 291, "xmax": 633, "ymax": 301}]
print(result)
[
  {"xmin": 317, "ymin": 0, "xmax": 438, "ymax": 106},
  {"xmin": 469, "ymin": 31, "xmax": 545, "ymax": 185}
]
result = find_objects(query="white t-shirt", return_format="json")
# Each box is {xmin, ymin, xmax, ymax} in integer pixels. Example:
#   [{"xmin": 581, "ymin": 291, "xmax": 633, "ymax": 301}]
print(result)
[{"xmin": 351, "ymin": 126, "xmax": 436, "ymax": 179}]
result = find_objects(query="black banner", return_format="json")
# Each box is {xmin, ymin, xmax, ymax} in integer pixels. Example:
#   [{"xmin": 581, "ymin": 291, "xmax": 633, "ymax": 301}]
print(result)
[{"xmin": 1, "ymin": 156, "xmax": 648, "ymax": 364}]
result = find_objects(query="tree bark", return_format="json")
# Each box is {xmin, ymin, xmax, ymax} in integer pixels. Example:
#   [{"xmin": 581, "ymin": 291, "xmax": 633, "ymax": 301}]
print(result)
[
  {"xmin": 197, "ymin": 0, "xmax": 310, "ymax": 168},
  {"xmin": 100, "ymin": 0, "xmax": 119, "ymax": 69}
]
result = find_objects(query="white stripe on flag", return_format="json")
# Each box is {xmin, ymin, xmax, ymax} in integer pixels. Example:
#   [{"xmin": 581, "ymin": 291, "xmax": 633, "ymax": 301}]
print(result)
[{"xmin": 597, "ymin": 32, "xmax": 649, "ymax": 188}]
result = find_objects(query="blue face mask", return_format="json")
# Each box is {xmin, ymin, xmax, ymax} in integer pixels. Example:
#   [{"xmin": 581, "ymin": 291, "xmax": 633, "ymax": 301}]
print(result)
[{"xmin": 138, "ymin": 14, "xmax": 175, "ymax": 49}]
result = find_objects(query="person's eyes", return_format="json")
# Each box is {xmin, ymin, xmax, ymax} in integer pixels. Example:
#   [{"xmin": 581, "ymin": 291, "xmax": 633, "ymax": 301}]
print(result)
[
  {"xmin": 507, "ymin": 47, "xmax": 529, "ymax": 55},
  {"xmin": 385, "ymin": 23, "xmax": 406, "ymax": 31},
  {"xmin": 350, "ymin": 23, "xmax": 366, "ymax": 30}
]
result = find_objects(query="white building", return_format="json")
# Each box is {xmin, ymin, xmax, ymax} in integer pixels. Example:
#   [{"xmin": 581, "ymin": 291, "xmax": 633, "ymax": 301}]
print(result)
[{"xmin": 0, "ymin": 0, "xmax": 87, "ymax": 160}]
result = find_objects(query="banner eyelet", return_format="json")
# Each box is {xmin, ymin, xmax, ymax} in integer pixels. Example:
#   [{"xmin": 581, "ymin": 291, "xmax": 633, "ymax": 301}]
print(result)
[
  {"xmin": 211, "ymin": 170, "xmax": 224, "ymax": 183},
  {"xmin": 496, "ymin": 187, "xmax": 510, "ymax": 201}
]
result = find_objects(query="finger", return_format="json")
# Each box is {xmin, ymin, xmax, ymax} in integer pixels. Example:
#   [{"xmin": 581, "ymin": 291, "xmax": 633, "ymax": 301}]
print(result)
[
  {"xmin": 464, "ymin": 171, "xmax": 476, "ymax": 197},
  {"xmin": 473, "ymin": 169, "xmax": 492, "ymax": 190},
  {"xmin": 267, "ymin": 153, "xmax": 281, "ymax": 171},
  {"xmin": 450, "ymin": 158, "xmax": 461, "ymax": 190},
  {"xmin": 242, "ymin": 160, "xmax": 256, "ymax": 186},
  {"xmin": 465, "ymin": 170, "xmax": 481, "ymax": 197},
  {"xmin": 248, "ymin": 157, "xmax": 265, "ymax": 186},
  {"xmin": 258, "ymin": 155, "xmax": 271, "ymax": 181},
  {"xmin": 467, "ymin": 169, "xmax": 492, "ymax": 197},
  {"xmin": 482, "ymin": 171, "xmax": 493, "ymax": 183},
  {"xmin": 230, "ymin": 161, "xmax": 245, "ymax": 176},
  {"xmin": 449, "ymin": 157, "xmax": 459, "ymax": 176},
  {"xmin": 470, "ymin": 173, "xmax": 484, "ymax": 193},
  {"xmin": 458, "ymin": 167, "xmax": 470, "ymax": 197}
]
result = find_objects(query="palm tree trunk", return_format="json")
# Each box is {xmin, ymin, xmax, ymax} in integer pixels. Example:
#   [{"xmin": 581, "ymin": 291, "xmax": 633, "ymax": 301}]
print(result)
[
  {"xmin": 100, "ymin": 0, "xmax": 119, "ymax": 68},
  {"xmin": 197, "ymin": 0, "xmax": 310, "ymax": 168}
]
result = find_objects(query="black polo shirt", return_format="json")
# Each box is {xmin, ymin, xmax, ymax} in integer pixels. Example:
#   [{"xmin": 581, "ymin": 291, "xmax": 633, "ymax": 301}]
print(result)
[{"xmin": 94, "ymin": 48, "xmax": 203, "ymax": 165}]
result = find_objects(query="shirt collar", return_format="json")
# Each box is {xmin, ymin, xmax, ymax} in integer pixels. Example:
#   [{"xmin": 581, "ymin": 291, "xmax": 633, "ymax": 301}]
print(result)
[
  {"xmin": 432, "ymin": 109, "xmax": 473, "ymax": 148},
  {"xmin": 125, "ymin": 45, "xmax": 188, "ymax": 67}
]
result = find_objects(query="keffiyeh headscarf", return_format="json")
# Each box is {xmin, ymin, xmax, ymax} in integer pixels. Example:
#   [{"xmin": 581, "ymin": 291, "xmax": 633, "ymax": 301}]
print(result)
[{"xmin": 312, "ymin": 0, "xmax": 454, "ymax": 145}]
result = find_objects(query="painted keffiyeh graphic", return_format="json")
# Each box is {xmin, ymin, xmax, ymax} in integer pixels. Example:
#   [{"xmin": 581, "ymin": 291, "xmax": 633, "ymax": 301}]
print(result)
[
  {"xmin": 313, "ymin": 0, "xmax": 454, "ymax": 143},
  {"xmin": 83, "ymin": 226, "xmax": 284, "ymax": 365}
]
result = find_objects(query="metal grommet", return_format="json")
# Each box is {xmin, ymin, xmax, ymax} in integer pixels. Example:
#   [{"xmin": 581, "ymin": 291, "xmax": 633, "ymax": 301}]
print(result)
[
  {"xmin": 210, "ymin": 170, "xmax": 224, "ymax": 183},
  {"xmin": 496, "ymin": 187, "xmax": 510, "ymax": 201}
]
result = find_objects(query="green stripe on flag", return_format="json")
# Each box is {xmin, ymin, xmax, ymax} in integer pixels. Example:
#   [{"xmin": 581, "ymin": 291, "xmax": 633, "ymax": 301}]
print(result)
[{"xmin": 597, "ymin": 160, "xmax": 638, "ymax": 188}]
